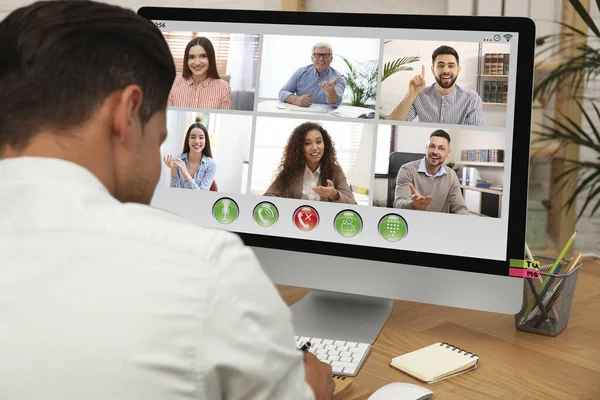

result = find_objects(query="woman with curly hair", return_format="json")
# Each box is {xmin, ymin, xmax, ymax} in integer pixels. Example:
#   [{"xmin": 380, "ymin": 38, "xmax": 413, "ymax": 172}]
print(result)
[{"xmin": 264, "ymin": 121, "xmax": 356, "ymax": 204}]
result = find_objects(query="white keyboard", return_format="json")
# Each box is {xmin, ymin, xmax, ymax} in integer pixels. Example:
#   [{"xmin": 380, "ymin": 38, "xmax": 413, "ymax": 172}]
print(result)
[{"xmin": 295, "ymin": 336, "xmax": 371, "ymax": 376}]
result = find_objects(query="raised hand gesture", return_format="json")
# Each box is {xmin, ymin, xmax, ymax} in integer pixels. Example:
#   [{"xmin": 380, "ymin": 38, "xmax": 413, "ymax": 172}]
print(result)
[
  {"xmin": 409, "ymin": 183, "xmax": 432, "ymax": 211},
  {"xmin": 408, "ymin": 65, "xmax": 427, "ymax": 96},
  {"xmin": 318, "ymin": 75, "xmax": 342, "ymax": 94},
  {"xmin": 162, "ymin": 154, "xmax": 176, "ymax": 169}
]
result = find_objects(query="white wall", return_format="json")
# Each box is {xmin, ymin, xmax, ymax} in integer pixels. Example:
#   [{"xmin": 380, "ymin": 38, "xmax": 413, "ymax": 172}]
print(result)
[
  {"xmin": 307, "ymin": 0, "xmax": 447, "ymax": 14},
  {"xmin": 380, "ymin": 40, "xmax": 507, "ymax": 126},
  {"xmin": 258, "ymin": 35, "xmax": 380, "ymax": 103}
]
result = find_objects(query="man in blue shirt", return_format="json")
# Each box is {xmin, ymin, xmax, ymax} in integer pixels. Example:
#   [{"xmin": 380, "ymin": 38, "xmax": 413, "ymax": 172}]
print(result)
[{"xmin": 278, "ymin": 42, "xmax": 346, "ymax": 108}]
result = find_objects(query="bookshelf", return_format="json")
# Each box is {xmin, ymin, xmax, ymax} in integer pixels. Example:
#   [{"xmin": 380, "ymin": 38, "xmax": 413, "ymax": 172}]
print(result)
[
  {"xmin": 460, "ymin": 161, "xmax": 504, "ymax": 167},
  {"xmin": 476, "ymin": 44, "xmax": 509, "ymax": 105}
]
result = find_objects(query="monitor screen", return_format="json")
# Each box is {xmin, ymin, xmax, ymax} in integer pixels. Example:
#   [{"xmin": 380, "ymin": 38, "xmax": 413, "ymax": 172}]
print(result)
[{"xmin": 142, "ymin": 7, "xmax": 534, "ymax": 281}]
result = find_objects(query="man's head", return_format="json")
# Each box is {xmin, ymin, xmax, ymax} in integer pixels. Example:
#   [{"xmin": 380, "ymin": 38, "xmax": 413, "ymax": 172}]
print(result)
[
  {"xmin": 431, "ymin": 45, "xmax": 461, "ymax": 89},
  {"xmin": 425, "ymin": 130, "xmax": 451, "ymax": 171},
  {"xmin": 311, "ymin": 42, "xmax": 333, "ymax": 73},
  {"xmin": 0, "ymin": 0, "xmax": 176, "ymax": 204}
]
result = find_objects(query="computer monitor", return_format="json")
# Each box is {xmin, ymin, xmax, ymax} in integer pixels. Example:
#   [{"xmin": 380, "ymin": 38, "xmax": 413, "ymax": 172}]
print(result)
[{"xmin": 139, "ymin": 7, "xmax": 535, "ymax": 344}]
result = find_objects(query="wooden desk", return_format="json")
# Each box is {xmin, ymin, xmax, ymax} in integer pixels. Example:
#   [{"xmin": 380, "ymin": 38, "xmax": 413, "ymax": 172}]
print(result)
[{"xmin": 277, "ymin": 259, "xmax": 600, "ymax": 399}]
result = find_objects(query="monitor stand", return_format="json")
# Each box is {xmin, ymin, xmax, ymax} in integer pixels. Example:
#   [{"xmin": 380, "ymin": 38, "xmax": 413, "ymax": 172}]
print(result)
[{"xmin": 289, "ymin": 289, "xmax": 393, "ymax": 344}]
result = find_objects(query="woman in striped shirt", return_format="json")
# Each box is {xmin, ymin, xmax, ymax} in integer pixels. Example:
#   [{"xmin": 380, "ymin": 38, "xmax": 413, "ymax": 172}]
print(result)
[
  {"xmin": 163, "ymin": 122, "xmax": 217, "ymax": 190},
  {"xmin": 168, "ymin": 37, "xmax": 231, "ymax": 109}
]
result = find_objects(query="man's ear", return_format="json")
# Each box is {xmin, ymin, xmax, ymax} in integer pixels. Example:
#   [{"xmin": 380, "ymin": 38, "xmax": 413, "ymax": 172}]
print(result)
[{"xmin": 111, "ymin": 85, "xmax": 144, "ymax": 143}]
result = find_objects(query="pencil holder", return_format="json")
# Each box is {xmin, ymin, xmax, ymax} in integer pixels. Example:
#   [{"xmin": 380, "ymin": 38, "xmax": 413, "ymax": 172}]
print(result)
[{"xmin": 514, "ymin": 255, "xmax": 583, "ymax": 336}]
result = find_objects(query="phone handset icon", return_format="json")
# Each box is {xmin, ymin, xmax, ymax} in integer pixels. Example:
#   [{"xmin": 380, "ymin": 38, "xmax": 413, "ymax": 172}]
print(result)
[
  {"xmin": 254, "ymin": 202, "xmax": 278, "ymax": 227},
  {"xmin": 297, "ymin": 212, "xmax": 310, "ymax": 229},
  {"xmin": 258, "ymin": 208, "xmax": 269, "ymax": 225}
]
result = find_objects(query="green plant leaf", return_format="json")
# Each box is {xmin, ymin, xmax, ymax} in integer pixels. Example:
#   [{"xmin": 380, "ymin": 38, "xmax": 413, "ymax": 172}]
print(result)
[
  {"xmin": 569, "ymin": 0, "xmax": 600, "ymax": 37},
  {"xmin": 382, "ymin": 56, "xmax": 420, "ymax": 82}
]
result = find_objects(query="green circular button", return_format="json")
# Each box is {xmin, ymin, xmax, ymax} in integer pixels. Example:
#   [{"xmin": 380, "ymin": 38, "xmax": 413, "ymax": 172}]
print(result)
[
  {"xmin": 212, "ymin": 197, "xmax": 239, "ymax": 224},
  {"xmin": 253, "ymin": 202, "xmax": 279, "ymax": 227},
  {"xmin": 378, "ymin": 214, "xmax": 408, "ymax": 242},
  {"xmin": 334, "ymin": 210, "xmax": 362, "ymax": 238}
]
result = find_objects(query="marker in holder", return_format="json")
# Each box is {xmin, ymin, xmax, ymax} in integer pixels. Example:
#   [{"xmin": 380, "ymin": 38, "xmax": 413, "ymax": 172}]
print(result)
[{"xmin": 514, "ymin": 255, "xmax": 583, "ymax": 336}]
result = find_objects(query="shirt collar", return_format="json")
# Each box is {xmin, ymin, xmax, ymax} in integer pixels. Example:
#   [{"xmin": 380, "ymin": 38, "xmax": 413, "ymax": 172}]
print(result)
[
  {"xmin": 432, "ymin": 83, "xmax": 459, "ymax": 99},
  {"xmin": 304, "ymin": 164, "xmax": 321, "ymax": 177},
  {"xmin": 312, "ymin": 66, "xmax": 331, "ymax": 77},
  {"xmin": 186, "ymin": 77, "xmax": 212, "ymax": 87},
  {"xmin": 417, "ymin": 157, "xmax": 446, "ymax": 179},
  {"xmin": 0, "ymin": 156, "xmax": 109, "ymax": 193},
  {"xmin": 180, "ymin": 152, "xmax": 206, "ymax": 164}
]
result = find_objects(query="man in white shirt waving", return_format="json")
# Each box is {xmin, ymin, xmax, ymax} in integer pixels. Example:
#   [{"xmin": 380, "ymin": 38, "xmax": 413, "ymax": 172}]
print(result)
[{"xmin": 0, "ymin": 1, "xmax": 333, "ymax": 399}]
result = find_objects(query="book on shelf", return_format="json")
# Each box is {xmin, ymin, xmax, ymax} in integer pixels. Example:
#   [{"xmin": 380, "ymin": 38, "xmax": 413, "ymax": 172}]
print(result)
[
  {"xmin": 461, "ymin": 149, "xmax": 505, "ymax": 163},
  {"xmin": 483, "ymin": 53, "xmax": 510, "ymax": 75},
  {"xmin": 483, "ymin": 80, "xmax": 508, "ymax": 103}
]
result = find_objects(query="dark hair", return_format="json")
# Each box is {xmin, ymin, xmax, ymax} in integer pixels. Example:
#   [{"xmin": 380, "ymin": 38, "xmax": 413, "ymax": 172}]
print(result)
[
  {"xmin": 182, "ymin": 37, "xmax": 221, "ymax": 80},
  {"xmin": 182, "ymin": 123, "xmax": 212, "ymax": 158},
  {"xmin": 431, "ymin": 45, "xmax": 459, "ymax": 65},
  {"xmin": 271, "ymin": 122, "xmax": 340, "ymax": 190},
  {"xmin": 0, "ymin": 0, "xmax": 175, "ymax": 151},
  {"xmin": 430, "ymin": 129, "xmax": 451, "ymax": 145}
]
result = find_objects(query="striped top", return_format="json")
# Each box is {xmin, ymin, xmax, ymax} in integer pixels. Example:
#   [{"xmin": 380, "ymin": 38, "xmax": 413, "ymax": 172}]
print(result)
[
  {"xmin": 168, "ymin": 76, "xmax": 231, "ymax": 109},
  {"xmin": 407, "ymin": 84, "xmax": 483, "ymax": 126},
  {"xmin": 170, "ymin": 152, "xmax": 217, "ymax": 190}
]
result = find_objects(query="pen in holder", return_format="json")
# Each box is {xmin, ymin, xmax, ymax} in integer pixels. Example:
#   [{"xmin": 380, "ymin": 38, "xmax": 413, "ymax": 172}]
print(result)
[{"xmin": 514, "ymin": 255, "xmax": 583, "ymax": 336}]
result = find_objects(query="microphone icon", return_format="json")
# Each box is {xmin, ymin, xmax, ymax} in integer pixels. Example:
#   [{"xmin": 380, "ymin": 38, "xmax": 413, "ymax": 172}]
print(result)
[{"xmin": 221, "ymin": 199, "xmax": 230, "ymax": 221}]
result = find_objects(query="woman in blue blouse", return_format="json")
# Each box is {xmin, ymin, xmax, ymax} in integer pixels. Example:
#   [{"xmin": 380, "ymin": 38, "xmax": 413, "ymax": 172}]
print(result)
[{"xmin": 163, "ymin": 122, "xmax": 217, "ymax": 190}]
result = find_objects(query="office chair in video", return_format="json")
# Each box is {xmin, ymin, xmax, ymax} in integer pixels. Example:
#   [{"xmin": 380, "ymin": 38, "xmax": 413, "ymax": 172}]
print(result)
[{"xmin": 386, "ymin": 152, "xmax": 424, "ymax": 208}]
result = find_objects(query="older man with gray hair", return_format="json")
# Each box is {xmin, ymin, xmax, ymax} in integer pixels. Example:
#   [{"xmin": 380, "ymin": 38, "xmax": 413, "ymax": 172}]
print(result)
[{"xmin": 278, "ymin": 41, "xmax": 346, "ymax": 108}]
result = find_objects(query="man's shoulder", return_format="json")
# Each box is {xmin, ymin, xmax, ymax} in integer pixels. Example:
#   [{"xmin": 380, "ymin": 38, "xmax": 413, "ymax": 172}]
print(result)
[
  {"xmin": 455, "ymin": 84, "xmax": 481, "ymax": 99},
  {"xmin": 444, "ymin": 165, "xmax": 460, "ymax": 179},
  {"xmin": 110, "ymin": 203, "xmax": 244, "ymax": 259},
  {"xmin": 329, "ymin": 66, "xmax": 344, "ymax": 78},
  {"xmin": 399, "ymin": 160, "xmax": 421, "ymax": 173},
  {"xmin": 420, "ymin": 84, "xmax": 437, "ymax": 95},
  {"xmin": 404, "ymin": 159, "xmax": 421, "ymax": 168}
]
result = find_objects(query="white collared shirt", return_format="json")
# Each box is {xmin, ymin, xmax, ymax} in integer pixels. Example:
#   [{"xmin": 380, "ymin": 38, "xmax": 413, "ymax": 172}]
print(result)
[
  {"xmin": 302, "ymin": 165, "xmax": 321, "ymax": 201},
  {"xmin": 0, "ymin": 157, "xmax": 314, "ymax": 400}
]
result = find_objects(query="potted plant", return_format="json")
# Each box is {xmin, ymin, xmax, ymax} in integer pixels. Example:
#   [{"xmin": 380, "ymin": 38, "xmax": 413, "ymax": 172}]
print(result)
[
  {"xmin": 338, "ymin": 48, "xmax": 420, "ymax": 111},
  {"xmin": 532, "ymin": 0, "xmax": 600, "ymax": 220}
]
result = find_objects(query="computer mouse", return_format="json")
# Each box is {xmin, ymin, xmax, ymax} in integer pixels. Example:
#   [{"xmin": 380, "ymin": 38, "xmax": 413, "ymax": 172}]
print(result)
[{"xmin": 368, "ymin": 382, "xmax": 433, "ymax": 400}]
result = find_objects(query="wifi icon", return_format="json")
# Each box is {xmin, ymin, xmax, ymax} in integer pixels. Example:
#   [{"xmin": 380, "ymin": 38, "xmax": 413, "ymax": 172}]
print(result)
[{"xmin": 503, "ymin": 34, "xmax": 513, "ymax": 42}]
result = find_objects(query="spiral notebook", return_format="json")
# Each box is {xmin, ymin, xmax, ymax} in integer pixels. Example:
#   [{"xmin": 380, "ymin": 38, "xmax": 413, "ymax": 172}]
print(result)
[{"xmin": 390, "ymin": 342, "xmax": 479, "ymax": 383}]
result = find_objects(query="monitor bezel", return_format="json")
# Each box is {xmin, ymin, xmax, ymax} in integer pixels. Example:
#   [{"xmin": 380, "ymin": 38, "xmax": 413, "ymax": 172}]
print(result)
[{"xmin": 138, "ymin": 6, "xmax": 535, "ymax": 278}]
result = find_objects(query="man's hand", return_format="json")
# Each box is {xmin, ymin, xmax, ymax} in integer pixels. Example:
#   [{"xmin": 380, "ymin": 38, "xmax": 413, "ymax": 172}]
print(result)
[
  {"xmin": 304, "ymin": 352, "xmax": 334, "ymax": 400},
  {"xmin": 408, "ymin": 65, "xmax": 427, "ymax": 96},
  {"xmin": 409, "ymin": 183, "xmax": 432, "ymax": 211},
  {"xmin": 294, "ymin": 93, "xmax": 312, "ymax": 107},
  {"xmin": 318, "ymin": 75, "xmax": 342, "ymax": 95}
]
